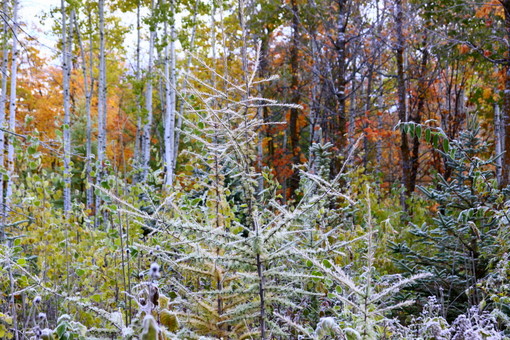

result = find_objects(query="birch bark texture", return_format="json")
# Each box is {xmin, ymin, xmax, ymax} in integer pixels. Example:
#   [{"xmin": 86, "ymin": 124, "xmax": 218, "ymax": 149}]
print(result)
[
  {"xmin": 5, "ymin": 0, "xmax": 19, "ymax": 215},
  {"xmin": 62, "ymin": 0, "xmax": 72, "ymax": 215},
  {"xmin": 163, "ymin": 0, "xmax": 176, "ymax": 188},
  {"xmin": 0, "ymin": 0, "xmax": 8, "ymax": 225},
  {"xmin": 95, "ymin": 0, "xmax": 107, "ymax": 226}
]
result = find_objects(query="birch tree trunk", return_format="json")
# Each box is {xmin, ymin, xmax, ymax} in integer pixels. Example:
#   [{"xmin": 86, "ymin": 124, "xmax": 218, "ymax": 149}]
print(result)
[
  {"xmin": 141, "ymin": 0, "xmax": 155, "ymax": 182},
  {"xmin": 331, "ymin": 0, "xmax": 348, "ymax": 176},
  {"xmin": 96, "ymin": 0, "xmax": 107, "ymax": 226},
  {"xmin": 133, "ymin": 0, "xmax": 142, "ymax": 181},
  {"xmin": 5, "ymin": 0, "xmax": 19, "ymax": 216},
  {"xmin": 0, "ymin": 0, "xmax": 8, "ymax": 230},
  {"xmin": 496, "ymin": 101, "xmax": 503, "ymax": 185},
  {"xmin": 501, "ymin": 0, "xmax": 510, "ymax": 187},
  {"xmin": 163, "ymin": 0, "xmax": 176, "ymax": 188},
  {"xmin": 62, "ymin": 0, "xmax": 72, "ymax": 216}
]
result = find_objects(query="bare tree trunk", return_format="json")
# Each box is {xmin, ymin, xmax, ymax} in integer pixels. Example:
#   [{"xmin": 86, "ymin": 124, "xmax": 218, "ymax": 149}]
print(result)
[
  {"xmin": 395, "ymin": 0, "xmax": 410, "ymax": 206},
  {"xmin": 133, "ymin": 0, "xmax": 142, "ymax": 182},
  {"xmin": 288, "ymin": 0, "xmax": 301, "ymax": 196},
  {"xmin": 309, "ymin": 30, "xmax": 320, "ymax": 149},
  {"xmin": 95, "ymin": 0, "xmax": 107, "ymax": 226},
  {"xmin": 331, "ymin": 0, "xmax": 348, "ymax": 176},
  {"xmin": 0, "ymin": 0, "xmax": 8, "ymax": 233},
  {"xmin": 75, "ymin": 8, "xmax": 94, "ymax": 212},
  {"xmin": 141, "ymin": 0, "xmax": 155, "ymax": 182},
  {"xmin": 5, "ymin": 0, "xmax": 19, "ymax": 217},
  {"xmin": 409, "ymin": 31, "xmax": 428, "ymax": 193},
  {"xmin": 163, "ymin": 0, "xmax": 176, "ymax": 188},
  {"xmin": 363, "ymin": 61, "xmax": 373, "ymax": 168},
  {"xmin": 62, "ymin": 0, "xmax": 72, "ymax": 216},
  {"xmin": 496, "ymin": 100, "xmax": 503, "ymax": 185},
  {"xmin": 501, "ymin": 1, "xmax": 510, "ymax": 187},
  {"xmin": 375, "ymin": 0, "xmax": 385, "ymax": 174}
]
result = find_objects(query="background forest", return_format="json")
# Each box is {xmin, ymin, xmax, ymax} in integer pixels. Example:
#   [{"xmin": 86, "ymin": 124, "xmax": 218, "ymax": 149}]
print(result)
[{"xmin": 1, "ymin": 0, "xmax": 510, "ymax": 339}]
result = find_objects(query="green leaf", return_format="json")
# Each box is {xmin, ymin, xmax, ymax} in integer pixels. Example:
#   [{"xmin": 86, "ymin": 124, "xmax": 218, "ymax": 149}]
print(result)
[
  {"xmin": 91, "ymin": 294, "xmax": 101, "ymax": 303},
  {"xmin": 323, "ymin": 259, "xmax": 332, "ymax": 268},
  {"xmin": 16, "ymin": 258, "xmax": 26, "ymax": 265},
  {"xmin": 75, "ymin": 268, "xmax": 85, "ymax": 277},
  {"xmin": 56, "ymin": 322, "xmax": 67, "ymax": 337},
  {"xmin": 415, "ymin": 125, "xmax": 422, "ymax": 138},
  {"xmin": 408, "ymin": 123, "xmax": 415, "ymax": 138},
  {"xmin": 443, "ymin": 139, "xmax": 450, "ymax": 153},
  {"xmin": 432, "ymin": 134, "xmax": 439, "ymax": 148}
]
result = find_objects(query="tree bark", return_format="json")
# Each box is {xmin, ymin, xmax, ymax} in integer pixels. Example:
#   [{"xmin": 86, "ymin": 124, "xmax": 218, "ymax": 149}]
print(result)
[
  {"xmin": 331, "ymin": 0, "xmax": 348, "ymax": 176},
  {"xmin": 5, "ymin": 0, "xmax": 19, "ymax": 217},
  {"xmin": 62, "ymin": 0, "xmax": 72, "ymax": 216},
  {"xmin": 133, "ymin": 0, "xmax": 142, "ymax": 182},
  {"xmin": 142, "ymin": 0, "xmax": 155, "ymax": 182},
  {"xmin": 163, "ymin": 0, "xmax": 176, "ymax": 188},
  {"xmin": 95, "ymin": 0, "xmax": 107, "ymax": 226},
  {"xmin": 501, "ymin": 0, "xmax": 510, "ymax": 187},
  {"xmin": 409, "ymin": 31, "xmax": 429, "ymax": 194},
  {"xmin": 0, "ymin": 0, "xmax": 8, "ymax": 230},
  {"xmin": 395, "ymin": 0, "xmax": 411, "ymax": 205},
  {"xmin": 288, "ymin": 0, "xmax": 301, "ymax": 196}
]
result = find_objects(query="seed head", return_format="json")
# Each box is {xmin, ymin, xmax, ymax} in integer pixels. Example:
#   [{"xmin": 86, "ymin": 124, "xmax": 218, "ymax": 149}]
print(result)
[
  {"xmin": 38, "ymin": 312, "xmax": 47, "ymax": 321},
  {"xmin": 34, "ymin": 296, "xmax": 42, "ymax": 304},
  {"xmin": 150, "ymin": 262, "xmax": 160, "ymax": 279}
]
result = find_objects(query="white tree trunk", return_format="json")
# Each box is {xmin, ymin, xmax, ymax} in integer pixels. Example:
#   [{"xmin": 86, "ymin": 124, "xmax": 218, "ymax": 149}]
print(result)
[
  {"xmin": 95, "ymin": 0, "xmax": 107, "ymax": 226},
  {"xmin": 0, "ymin": 0, "xmax": 8, "ymax": 228},
  {"xmin": 142, "ymin": 0, "xmax": 155, "ymax": 181},
  {"xmin": 133, "ymin": 0, "xmax": 142, "ymax": 182},
  {"xmin": 163, "ymin": 0, "xmax": 176, "ymax": 188},
  {"xmin": 97, "ymin": 0, "xmax": 106, "ymax": 164},
  {"xmin": 62, "ymin": 0, "xmax": 72, "ymax": 216},
  {"xmin": 5, "ymin": 0, "xmax": 18, "ymax": 215}
]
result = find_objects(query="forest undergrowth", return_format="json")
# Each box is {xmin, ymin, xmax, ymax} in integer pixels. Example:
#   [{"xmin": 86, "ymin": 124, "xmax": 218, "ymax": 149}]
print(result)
[{"xmin": 1, "ymin": 43, "xmax": 510, "ymax": 340}]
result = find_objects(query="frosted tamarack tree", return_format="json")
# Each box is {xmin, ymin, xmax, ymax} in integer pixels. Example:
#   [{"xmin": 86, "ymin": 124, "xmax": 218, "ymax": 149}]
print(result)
[{"xmin": 102, "ymin": 49, "xmax": 437, "ymax": 339}]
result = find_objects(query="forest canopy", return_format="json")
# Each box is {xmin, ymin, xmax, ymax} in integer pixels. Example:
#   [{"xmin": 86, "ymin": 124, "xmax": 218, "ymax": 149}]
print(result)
[{"xmin": 1, "ymin": 0, "xmax": 510, "ymax": 339}]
